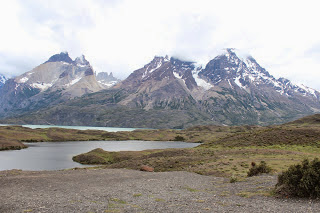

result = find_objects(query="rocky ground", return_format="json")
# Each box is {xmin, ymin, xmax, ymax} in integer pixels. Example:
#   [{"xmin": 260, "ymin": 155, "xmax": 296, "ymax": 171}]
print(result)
[{"xmin": 0, "ymin": 168, "xmax": 319, "ymax": 213}]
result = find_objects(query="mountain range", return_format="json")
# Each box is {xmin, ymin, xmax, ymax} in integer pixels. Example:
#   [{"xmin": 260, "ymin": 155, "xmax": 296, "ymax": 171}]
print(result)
[{"xmin": 1, "ymin": 49, "xmax": 319, "ymax": 128}]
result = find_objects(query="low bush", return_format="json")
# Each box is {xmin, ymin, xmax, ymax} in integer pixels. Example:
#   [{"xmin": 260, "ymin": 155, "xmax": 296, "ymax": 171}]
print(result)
[
  {"xmin": 230, "ymin": 176, "xmax": 238, "ymax": 183},
  {"xmin": 247, "ymin": 161, "xmax": 271, "ymax": 177},
  {"xmin": 174, "ymin": 136, "xmax": 185, "ymax": 141},
  {"xmin": 275, "ymin": 158, "xmax": 320, "ymax": 198}
]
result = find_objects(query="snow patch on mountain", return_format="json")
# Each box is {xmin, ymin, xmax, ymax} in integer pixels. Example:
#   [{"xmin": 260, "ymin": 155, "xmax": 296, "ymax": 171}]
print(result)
[
  {"xmin": 65, "ymin": 77, "xmax": 82, "ymax": 87},
  {"xmin": 228, "ymin": 79, "xmax": 233, "ymax": 89},
  {"xmin": 96, "ymin": 72, "xmax": 120, "ymax": 88},
  {"xmin": 192, "ymin": 70, "xmax": 213, "ymax": 90},
  {"xmin": 19, "ymin": 77, "xmax": 29, "ymax": 83},
  {"xmin": 149, "ymin": 61, "xmax": 162, "ymax": 73},
  {"xmin": 142, "ymin": 57, "xmax": 166, "ymax": 79},
  {"xmin": 295, "ymin": 83, "xmax": 318, "ymax": 98},
  {"xmin": 173, "ymin": 72, "xmax": 182, "ymax": 79},
  {"xmin": 0, "ymin": 74, "xmax": 7, "ymax": 86},
  {"xmin": 234, "ymin": 76, "xmax": 246, "ymax": 89},
  {"xmin": 31, "ymin": 82, "xmax": 53, "ymax": 91},
  {"xmin": 98, "ymin": 80, "xmax": 118, "ymax": 87}
]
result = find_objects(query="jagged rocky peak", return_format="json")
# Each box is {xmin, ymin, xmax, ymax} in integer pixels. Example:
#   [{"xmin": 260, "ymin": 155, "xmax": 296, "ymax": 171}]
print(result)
[
  {"xmin": 145, "ymin": 55, "xmax": 169, "ymax": 69},
  {"xmin": 149, "ymin": 55, "xmax": 196, "ymax": 79},
  {"xmin": 96, "ymin": 72, "xmax": 120, "ymax": 88},
  {"xmin": 96, "ymin": 72, "xmax": 117, "ymax": 81},
  {"xmin": 170, "ymin": 57, "xmax": 195, "ymax": 70},
  {"xmin": 146, "ymin": 55, "xmax": 195, "ymax": 74},
  {"xmin": 13, "ymin": 51, "xmax": 100, "ymax": 93},
  {"xmin": 199, "ymin": 49, "xmax": 240, "ymax": 84},
  {"xmin": 45, "ymin": 52, "xmax": 90, "ymax": 67},
  {"xmin": 74, "ymin": 55, "xmax": 90, "ymax": 66},
  {"xmin": 45, "ymin": 51, "xmax": 73, "ymax": 64},
  {"xmin": 199, "ymin": 48, "xmax": 275, "ymax": 87},
  {"xmin": 169, "ymin": 57, "xmax": 198, "ymax": 89}
]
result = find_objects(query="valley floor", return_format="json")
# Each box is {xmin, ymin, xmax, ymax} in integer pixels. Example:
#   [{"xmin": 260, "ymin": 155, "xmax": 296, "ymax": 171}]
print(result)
[{"xmin": 0, "ymin": 168, "xmax": 319, "ymax": 213}]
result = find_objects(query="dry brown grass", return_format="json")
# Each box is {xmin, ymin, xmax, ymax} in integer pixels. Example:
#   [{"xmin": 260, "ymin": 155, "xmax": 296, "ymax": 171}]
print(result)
[{"xmin": 0, "ymin": 136, "xmax": 27, "ymax": 150}]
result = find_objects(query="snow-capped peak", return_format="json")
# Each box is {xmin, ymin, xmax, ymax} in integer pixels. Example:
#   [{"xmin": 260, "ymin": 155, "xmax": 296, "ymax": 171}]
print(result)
[
  {"xmin": 141, "ymin": 56, "xmax": 169, "ymax": 79},
  {"xmin": 197, "ymin": 48, "xmax": 320, "ymax": 99}
]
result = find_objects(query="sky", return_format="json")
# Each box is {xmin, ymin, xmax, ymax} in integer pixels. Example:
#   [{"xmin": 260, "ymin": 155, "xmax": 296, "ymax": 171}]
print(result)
[{"xmin": 1, "ymin": 0, "xmax": 320, "ymax": 90}]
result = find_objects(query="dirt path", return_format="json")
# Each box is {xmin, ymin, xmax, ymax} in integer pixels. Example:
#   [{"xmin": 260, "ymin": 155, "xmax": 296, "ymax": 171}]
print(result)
[{"xmin": 0, "ymin": 169, "xmax": 319, "ymax": 212}]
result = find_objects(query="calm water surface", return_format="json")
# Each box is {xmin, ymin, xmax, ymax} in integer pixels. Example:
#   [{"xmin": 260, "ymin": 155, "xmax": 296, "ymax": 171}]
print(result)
[
  {"xmin": 0, "ymin": 141, "xmax": 199, "ymax": 171},
  {"xmin": 1, "ymin": 124, "xmax": 142, "ymax": 132}
]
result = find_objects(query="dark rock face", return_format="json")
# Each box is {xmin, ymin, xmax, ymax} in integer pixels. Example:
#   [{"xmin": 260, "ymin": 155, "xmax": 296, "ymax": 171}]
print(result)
[
  {"xmin": 200, "ymin": 50, "xmax": 239, "ymax": 84},
  {"xmin": 0, "ymin": 79, "xmax": 41, "ymax": 117},
  {"xmin": 85, "ymin": 67, "xmax": 94, "ymax": 76},
  {"xmin": 45, "ymin": 52, "xmax": 74, "ymax": 64}
]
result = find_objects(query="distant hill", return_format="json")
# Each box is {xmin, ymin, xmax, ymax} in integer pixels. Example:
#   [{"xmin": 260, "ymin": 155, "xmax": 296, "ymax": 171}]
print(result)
[{"xmin": 284, "ymin": 114, "xmax": 320, "ymax": 126}]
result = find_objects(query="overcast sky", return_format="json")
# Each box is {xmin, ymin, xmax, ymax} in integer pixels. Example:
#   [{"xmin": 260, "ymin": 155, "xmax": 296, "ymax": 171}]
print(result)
[{"xmin": 1, "ymin": 0, "xmax": 320, "ymax": 90}]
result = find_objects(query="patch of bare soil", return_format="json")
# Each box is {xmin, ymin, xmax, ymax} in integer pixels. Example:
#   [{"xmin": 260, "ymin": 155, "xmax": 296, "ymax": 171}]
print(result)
[{"xmin": 0, "ymin": 168, "xmax": 319, "ymax": 212}]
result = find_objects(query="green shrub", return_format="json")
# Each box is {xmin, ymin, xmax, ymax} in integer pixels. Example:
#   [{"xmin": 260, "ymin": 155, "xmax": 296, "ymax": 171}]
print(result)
[
  {"xmin": 275, "ymin": 158, "xmax": 320, "ymax": 198},
  {"xmin": 247, "ymin": 161, "xmax": 271, "ymax": 177},
  {"xmin": 230, "ymin": 176, "xmax": 238, "ymax": 183},
  {"xmin": 174, "ymin": 136, "xmax": 185, "ymax": 141}
]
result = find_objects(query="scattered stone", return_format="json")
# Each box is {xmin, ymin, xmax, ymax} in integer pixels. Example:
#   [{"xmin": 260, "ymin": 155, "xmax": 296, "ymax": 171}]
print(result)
[{"xmin": 140, "ymin": 165, "xmax": 154, "ymax": 172}]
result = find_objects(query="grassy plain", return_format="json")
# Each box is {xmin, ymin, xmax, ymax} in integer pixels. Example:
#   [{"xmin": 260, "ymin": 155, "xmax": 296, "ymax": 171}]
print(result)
[{"xmin": 73, "ymin": 114, "xmax": 320, "ymax": 178}]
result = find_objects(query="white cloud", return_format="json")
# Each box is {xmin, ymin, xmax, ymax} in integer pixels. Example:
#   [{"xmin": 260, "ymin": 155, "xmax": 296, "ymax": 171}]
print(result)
[{"xmin": 0, "ymin": 0, "xmax": 320, "ymax": 90}]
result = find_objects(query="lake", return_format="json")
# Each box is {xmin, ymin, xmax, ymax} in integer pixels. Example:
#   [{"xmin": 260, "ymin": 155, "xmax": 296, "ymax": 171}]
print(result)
[
  {"xmin": 0, "ymin": 124, "xmax": 142, "ymax": 132},
  {"xmin": 0, "ymin": 140, "xmax": 199, "ymax": 171}
]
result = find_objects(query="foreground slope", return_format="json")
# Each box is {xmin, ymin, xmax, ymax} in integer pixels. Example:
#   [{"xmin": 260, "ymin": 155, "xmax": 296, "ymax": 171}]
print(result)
[{"xmin": 3, "ymin": 169, "xmax": 319, "ymax": 213}]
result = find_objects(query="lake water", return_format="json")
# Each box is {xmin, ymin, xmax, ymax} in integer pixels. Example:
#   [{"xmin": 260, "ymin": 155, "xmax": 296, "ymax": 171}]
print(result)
[
  {"xmin": 0, "ymin": 124, "xmax": 141, "ymax": 132},
  {"xmin": 0, "ymin": 140, "xmax": 199, "ymax": 171}
]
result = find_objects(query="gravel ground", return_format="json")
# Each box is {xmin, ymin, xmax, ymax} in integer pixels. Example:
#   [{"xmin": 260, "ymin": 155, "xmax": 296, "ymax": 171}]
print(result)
[{"xmin": 0, "ymin": 168, "xmax": 319, "ymax": 213}]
